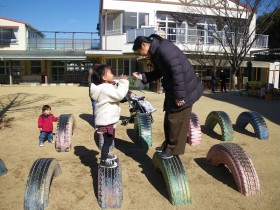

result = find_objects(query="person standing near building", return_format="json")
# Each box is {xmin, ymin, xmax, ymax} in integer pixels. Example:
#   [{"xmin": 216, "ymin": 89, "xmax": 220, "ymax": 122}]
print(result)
[
  {"xmin": 211, "ymin": 68, "xmax": 217, "ymax": 93},
  {"xmin": 132, "ymin": 34, "xmax": 203, "ymax": 159},
  {"xmin": 220, "ymin": 69, "xmax": 227, "ymax": 92}
]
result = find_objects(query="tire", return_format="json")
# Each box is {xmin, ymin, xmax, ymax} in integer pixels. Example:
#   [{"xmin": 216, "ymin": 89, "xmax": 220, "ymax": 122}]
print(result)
[
  {"xmin": 187, "ymin": 112, "xmax": 201, "ymax": 146},
  {"xmin": 236, "ymin": 111, "xmax": 269, "ymax": 140},
  {"xmin": 152, "ymin": 152, "xmax": 191, "ymax": 205},
  {"xmin": 98, "ymin": 158, "xmax": 123, "ymax": 209},
  {"xmin": 55, "ymin": 114, "xmax": 76, "ymax": 152},
  {"xmin": 24, "ymin": 158, "xmax": 62, "ymax": 210},
  {"xmin": 134, "ymin": 113, "xmax": 152, "ymax": 148},
  {"xmin": 206, "ymin": 143, "xmax": 260, "ymax": 196},
  {"xmin": 94, "ymin": 130, "xmax": 115, "ymax": 151},
  {"xmin": 205, "ymin": 111, "xmax": 234, "ymax": 142},
  {"xmin": 0, "ymin": 159, "xmax": 8, "ymax": 176}
]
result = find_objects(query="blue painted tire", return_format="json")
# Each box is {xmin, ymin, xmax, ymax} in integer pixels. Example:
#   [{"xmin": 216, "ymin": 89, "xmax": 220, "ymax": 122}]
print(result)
[
  {"xmin": 152, "ymin": 152, "xmax": 191, "ymax": 206},
  {"xmin": 24, "ymin": 158, "xmax": 62, "ymax": 210},
  {"xmin": 236, "ymin": 111, "xmax": 269, "ymax": 140},
  {"xmin": 205, "ymin": 111, "xmax": 234, "ymax": 142},
  {"xmin": 98, "ymin": 158, "xmax": 123, "ymax": 209},
  {"xmin": 0, "ymin": 159, "xmax": 8, "ymax": 176},
  {"xmin": 134, "ymin": 113, "xmax": 152, "ymax": 148}
]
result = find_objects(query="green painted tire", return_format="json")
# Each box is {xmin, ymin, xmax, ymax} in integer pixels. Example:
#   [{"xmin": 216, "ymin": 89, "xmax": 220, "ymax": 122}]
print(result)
[
  {"xmin": 134, "ymin": 113, "xmax": 152, "ymax": 148},
  {"xmin": 98, "ymin": 158, "xmax": 123, "ymax": 209},
  {"xmin": 24, "ymin": 158, "xmax": 62, "ymax": 210},
  {"xmin": 205, "ymin": 111, "xmax": 234, "ymax": 142},
  {"xmin": 152, "ymin": 152, "xmax": 191, "ymax": 206}
]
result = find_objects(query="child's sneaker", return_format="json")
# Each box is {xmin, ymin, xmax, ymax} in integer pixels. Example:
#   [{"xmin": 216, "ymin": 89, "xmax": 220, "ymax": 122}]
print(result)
[
  {"xmin": 39, "ymin": 143, "xmax": 44, "ymax": 147},
  {"xmin": 49, "ymin": 140, "xmax": 55, "ymax": 144},
  {"xmin": 107, "ymin": 154, "xmax": 117, "ymax": 160},
  {"xmin": 100, "ymin": 159, "xmax": 118, "ymax": 168}
]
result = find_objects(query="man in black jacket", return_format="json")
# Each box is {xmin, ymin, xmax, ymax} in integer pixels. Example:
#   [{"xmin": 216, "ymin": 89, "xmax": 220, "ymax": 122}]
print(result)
[{"xmin": 132, "ymin": 34, "xmax": 204, "ymax": 159}]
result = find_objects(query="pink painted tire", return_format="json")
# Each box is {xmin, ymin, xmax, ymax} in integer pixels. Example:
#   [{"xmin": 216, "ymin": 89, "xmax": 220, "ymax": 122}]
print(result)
[
  {"xmin": 55, "ymin": 114, "xmax": 76, "ymax": 152},
  {"xmin": 206, "ymin": 143, "xmax": 260, "ymax": 196},
  {"xmin": 187, "ymin": 113, "xmax": 201, "ymax": 146}
]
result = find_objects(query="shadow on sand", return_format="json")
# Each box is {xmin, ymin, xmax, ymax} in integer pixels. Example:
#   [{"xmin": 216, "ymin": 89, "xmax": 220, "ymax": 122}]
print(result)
[
  {"xmin": 194, "ymin": 157, "xmax": 238, "ymax": 192},
  {"xmin": 74, "ymin": 146, "xmax": 99, "ymax": 200},
  {"xmin": 114, "ymin": 129, "xmax": 168, "ymax": 200}
]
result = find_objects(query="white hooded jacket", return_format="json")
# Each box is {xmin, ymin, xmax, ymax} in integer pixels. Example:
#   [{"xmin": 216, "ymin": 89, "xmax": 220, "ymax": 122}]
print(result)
[{"xmin": 90, "ymin": 79, "xmax": 129, "ymax": 126}]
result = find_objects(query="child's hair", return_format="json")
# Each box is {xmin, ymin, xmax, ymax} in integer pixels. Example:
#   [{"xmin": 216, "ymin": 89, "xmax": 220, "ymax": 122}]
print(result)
[
  {"xmin": 42, "ymin": 105, "xmax": 51, "ymax": 112},
  {"xmin": 132, "ymin": 34, "xmax": 163, "ymax": 51},
  {"xmin": 91, "ymin": 64, "xmax": 112, "ymax": 85}
]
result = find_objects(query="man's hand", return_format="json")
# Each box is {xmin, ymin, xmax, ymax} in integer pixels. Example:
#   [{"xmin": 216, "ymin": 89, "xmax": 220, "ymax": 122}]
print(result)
[
  {"xmin": 132, "ymin": 72, "xmax": 142, "ymax": 80},
  {"xmin": 175, "ymin": 99, "xmax": 185, "ymax": 107},
  {"xmin": 120, "ymin": 74, "xmax": 127, "ymax": 80}
]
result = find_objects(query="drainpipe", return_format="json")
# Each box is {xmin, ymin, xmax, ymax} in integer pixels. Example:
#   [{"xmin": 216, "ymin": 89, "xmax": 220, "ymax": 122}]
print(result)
[
  {"xmin": 9, "ymin": 61, "xmax": 12, "ymax": 85},
  {"xmin": 105, "ymin": 10, "xmax": 107, "ymax": 50}
]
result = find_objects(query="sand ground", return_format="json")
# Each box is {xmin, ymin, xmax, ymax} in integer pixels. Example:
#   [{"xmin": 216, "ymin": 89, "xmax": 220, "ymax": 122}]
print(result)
[{"xmin": 0, "ymin": 85, "xmax": 279, "ymax": 210}]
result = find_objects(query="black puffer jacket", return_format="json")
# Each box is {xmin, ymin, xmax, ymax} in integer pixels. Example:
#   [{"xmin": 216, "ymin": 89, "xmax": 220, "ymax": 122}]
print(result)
[{"xmin": 144, "ymin": 37, "xmax": 204, "ymax": 112}]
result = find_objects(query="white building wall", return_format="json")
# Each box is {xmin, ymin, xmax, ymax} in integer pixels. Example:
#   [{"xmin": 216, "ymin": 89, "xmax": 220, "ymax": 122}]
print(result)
[
  {"xmin": 0, "ymin": 19, "xmax": 27, "ymax": 51},
  {"xmin": 269, "ymin": 62, "xmax": 280, "ymax": 88}
]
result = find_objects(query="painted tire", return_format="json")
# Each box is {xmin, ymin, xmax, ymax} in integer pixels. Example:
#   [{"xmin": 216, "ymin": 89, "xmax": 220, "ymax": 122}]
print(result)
[
  {"xmin": 206, "ymin": 143, "xmax": 260, "ymax": 196},
  {"xmin": 93, "ymin": 130, "xmax": 115, "ymax": 151},
  {"xmin": 98, "ymin": 158, "xmax": 122, "ymax": 209},
  {"xmin": 152, "ymin": 152, "xmax": 191, "ymax": 205},
  {"xmin": 55, "ymin": 114, "xmax": 76, "ymax": 152},
  {"xmin": 236, "ymin": 111, "xmax": 269, "ymax": 140},
  {"xmin": 187, "ymin": 112, "xmax": 201, "ymax": 146},
  {"xmin": 0, "ymin": 159, "xmax": 8, "ymax": 176},
  {"xmin": 205, "ymin": 111, "xmax": 234, "ymax": 142},
  {"xmin": 24, "ymin": 158, "xmax": 62, "ymax": 210},
  {"xmin": 134, "ymin": 113, "xmax": 152, "ymax": 148}
]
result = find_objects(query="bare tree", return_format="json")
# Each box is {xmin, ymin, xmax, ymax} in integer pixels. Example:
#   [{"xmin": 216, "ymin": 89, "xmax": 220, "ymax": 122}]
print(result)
[{"xmin": 172, "ymin": 0, "xmax": 280, "ymax": 89}]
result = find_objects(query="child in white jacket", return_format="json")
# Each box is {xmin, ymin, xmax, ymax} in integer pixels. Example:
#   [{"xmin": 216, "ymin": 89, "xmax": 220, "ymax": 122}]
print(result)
[{"xmin": 90, "ymin": 64, "xmax": 129, "ymax": 168}]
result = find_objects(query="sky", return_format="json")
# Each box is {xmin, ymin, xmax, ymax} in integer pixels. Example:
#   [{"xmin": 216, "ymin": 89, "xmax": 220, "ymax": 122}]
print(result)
[{"xmin": 0, "ymin": 0, "xmax": 100, "ymax": 38}]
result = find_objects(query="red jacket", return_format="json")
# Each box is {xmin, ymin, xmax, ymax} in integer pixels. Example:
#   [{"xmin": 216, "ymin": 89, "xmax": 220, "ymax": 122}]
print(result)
[{"xmin": 38, "ymin": 114, "xmax": 58, "ymax": 132}]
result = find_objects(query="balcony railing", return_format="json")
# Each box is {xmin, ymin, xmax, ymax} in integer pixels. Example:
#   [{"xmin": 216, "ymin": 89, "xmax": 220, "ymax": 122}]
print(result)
[
  {"xmin": 28, "ymin": 38, "xmax": 100, "ymax": 50},
  {"xmin": 126, "ymin": 27, "xmax": 268, "ymax": 49}
]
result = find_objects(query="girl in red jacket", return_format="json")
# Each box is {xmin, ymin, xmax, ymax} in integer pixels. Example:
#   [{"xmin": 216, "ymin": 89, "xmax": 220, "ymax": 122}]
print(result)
[{"xmin": 38, "ymin": 105, "xmax": 58, "ymax": 147}]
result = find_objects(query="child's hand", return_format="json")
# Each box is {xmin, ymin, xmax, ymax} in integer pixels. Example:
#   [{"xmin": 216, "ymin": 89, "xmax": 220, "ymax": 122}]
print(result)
[
  {"xmin": 39, "ymin": 128, "xmax": 42, "ymax": 132},
  {"xmin": 120, "ymin": 74, "xmax": 127, "ymax": 80}
]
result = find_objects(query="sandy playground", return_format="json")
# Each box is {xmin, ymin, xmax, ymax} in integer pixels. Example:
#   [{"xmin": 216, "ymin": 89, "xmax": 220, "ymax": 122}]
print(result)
[{"xmin": 0, "ymin": 85, "xmax": 280, "ymax": 210}]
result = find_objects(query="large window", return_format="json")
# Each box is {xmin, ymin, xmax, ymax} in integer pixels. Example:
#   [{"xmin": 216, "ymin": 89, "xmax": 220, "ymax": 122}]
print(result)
[
  {"xmin": 0, "ymin": 61, "xmax": 8, "ymax": 75},
  {"xmin": 123, "ymin": 12, "xmax": 149, "ymax": 32},
  {"xmin": 105, "ymin": 12, "xmax": 122, "ymax": 35},
  {"xmin": 31, "ymin": 61, "xmax": 41, "ymax": 75},
  {"xmin": 52, "ymin": 61, "xmax": 65, "ymax": 82},
  {"xmin": 66, "ymin": 61, "xmax": 80, "ymax": 72},
  {"xmin": 0, "ymin": 28, "xmax": 16, "ymax": 44}
]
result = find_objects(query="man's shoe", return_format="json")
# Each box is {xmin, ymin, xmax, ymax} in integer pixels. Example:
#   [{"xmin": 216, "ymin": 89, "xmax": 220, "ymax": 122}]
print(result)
[
  {"xmin": 107, "ymin": 154, "xmax": 117, "ymax": 160},
  {"xmin": 39, "ymin": 143, "xmax": 44, "ymax": 147},
  {"xmin": 155, "ymin": 146, "xmax": 164, "ymax": 153},
  {"xmin": 49, "ymin": 140, "xmax": 55, "ymax": 144},
  {"xmin": 161, "ymin": 151, "xmax": 173, "ymax": 159},
  {"xmin": 100, "ymin": 159, "xmax": 118, "ymax": 168}
]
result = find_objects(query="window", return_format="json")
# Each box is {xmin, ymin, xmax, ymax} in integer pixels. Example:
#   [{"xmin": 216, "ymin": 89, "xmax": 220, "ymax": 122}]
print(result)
[
  {"xmin": 31, "ymin": 61, "xmax": 41, "ymax": 75},
  {"xmin": 123, "ymin": 12, "xmax": 137, "ymax": 32},
  {"xmin": 0, "ymin": 61, "xmax": 8, "ymax": 75},
  {"xmin": 66, "ymin": 61, "xmax": 80, "ymax": 72},
  {"xmin": 106, "ymin": 13, "xmax": 122, "ymax": 35},
  {"xmin": 0, "ymin": 28, "xmax": 16, "ymax": 44},
  {"xmin": 52, "ymin": 61, "xmax": 65, "ymax": 82},
  {"xmin": 138, "ymin": 13, "xmax": 149, "ymax": 28},
  {"xmin": 11, "ymin": 61, "xmax": 20, "ymax": 76}
]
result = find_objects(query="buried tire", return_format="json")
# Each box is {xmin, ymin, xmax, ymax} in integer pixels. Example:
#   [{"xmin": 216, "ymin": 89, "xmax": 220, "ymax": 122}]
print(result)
[
  {"xmin": 134, "ymin": 113, "xmax": 152, "ymax": 148},
  {"xmin": 0, "ymin": 159, "xmax": 8, "ymax": 176},
  {"xmin": 187, "ymin": 112, "xmax": 201, "ymax": 146},
  {"xmin": 24, "ymin": 158, "xmax": 62, "ymax": 210},
  {"xmin": 98, "ymin": 158, "xmax": 122, "ymax": 209},
  {"xmin": 55, "ymin": 114, "xmax": 76, "ymax": 152},
  {"xmin": 152, "ymin": 152, "xmax": 191, "ymax": 205},
  {"xmin": 205, "ymin": 111, "xmax": 233, "ymax": 142},
  {"xmin": 206, "ymin": 143, "xmax": 260, "ymax": 196},
  {"xmin": 236, "ymin": 111, "xmax": 269, "ymax": 140}
]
